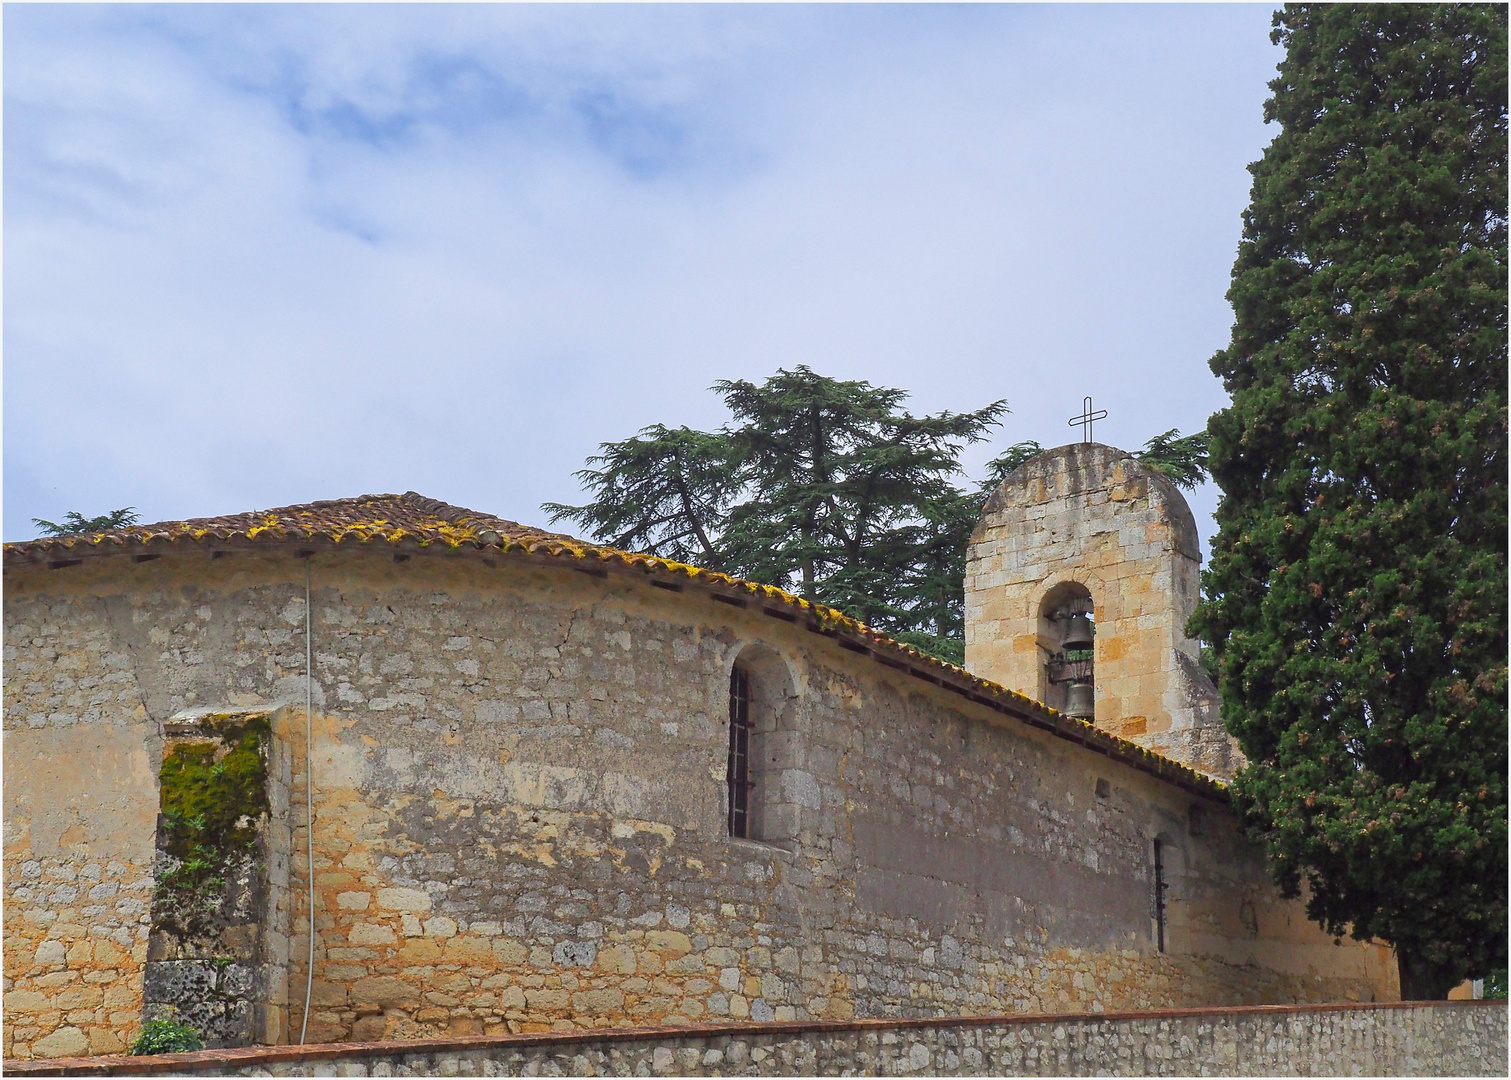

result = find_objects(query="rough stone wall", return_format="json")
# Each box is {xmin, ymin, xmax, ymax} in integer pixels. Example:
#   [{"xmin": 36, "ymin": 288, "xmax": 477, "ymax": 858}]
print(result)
[
  {"xmin": 8, "ymin": 1003, "xmax": 1503, "ymax": 1077},
  {"xmin": 3, "ymin": 550, "xmax": 1393, "ymax": 1057},
  {"xmin": 3, "ymin": 603, "xmax": 161, "ymax": 1060},
  {"xmin": 964, "ymin": 443, "xmax": 1239, "ymax": 778}
]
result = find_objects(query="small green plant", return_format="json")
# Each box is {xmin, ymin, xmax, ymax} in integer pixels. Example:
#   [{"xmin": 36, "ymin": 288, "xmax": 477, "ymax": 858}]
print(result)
[
  {"xmin": 1486, "ymin": 968, "xmax": 1508, "ymax": 1000},
  {"xmin": 131, "ymin": 1017, "xmax": 204, "ymax": 1055}
]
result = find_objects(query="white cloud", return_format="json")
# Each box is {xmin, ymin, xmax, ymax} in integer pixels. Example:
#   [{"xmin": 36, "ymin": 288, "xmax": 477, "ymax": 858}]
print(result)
[{"xmin": 5, "ymin": 4, "xmax": 1279, "ymax": 552}]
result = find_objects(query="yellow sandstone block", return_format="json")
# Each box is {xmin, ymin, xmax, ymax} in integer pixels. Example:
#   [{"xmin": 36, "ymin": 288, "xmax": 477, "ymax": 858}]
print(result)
[{"xmin": 645, "ymin": 931, "xmax": 692, "ymax": 956}]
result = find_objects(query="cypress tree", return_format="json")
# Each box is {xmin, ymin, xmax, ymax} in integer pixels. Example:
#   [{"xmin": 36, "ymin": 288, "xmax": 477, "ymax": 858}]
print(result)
[{"xmin": 1192, "ymin": 4, "xmax": 1507, "ymax": 998}]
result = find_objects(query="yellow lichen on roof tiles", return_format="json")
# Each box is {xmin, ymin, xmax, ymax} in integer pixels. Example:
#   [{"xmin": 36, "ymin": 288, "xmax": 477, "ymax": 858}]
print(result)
[
  {"xmin": 325, "ymin": 519, "xmax": 400, "ymax": 543},
  {"xmin": 244, "ymin": 515, "xmax": 285, "ymax": 540}
]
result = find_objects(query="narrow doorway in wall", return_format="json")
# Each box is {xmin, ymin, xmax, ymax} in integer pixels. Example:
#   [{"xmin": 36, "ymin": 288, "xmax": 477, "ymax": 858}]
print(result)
[
  {"xmin": 727, "ymin": 667, "xmax": 752, "ymax": 838},
  {"xmin": 1153, "ymin": 839, "xmax": 1168, "ymax": 952}
]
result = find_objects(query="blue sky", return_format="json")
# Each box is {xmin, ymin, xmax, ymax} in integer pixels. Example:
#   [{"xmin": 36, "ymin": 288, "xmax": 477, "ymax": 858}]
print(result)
[{"xmin": 4, "ymin": 3, "xmax": 1283, "ymax": 554}]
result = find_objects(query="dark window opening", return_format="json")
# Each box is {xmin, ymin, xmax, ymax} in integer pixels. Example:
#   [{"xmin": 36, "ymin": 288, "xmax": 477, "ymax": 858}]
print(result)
[
  {"xmin": 1153, "ymin": 839, "xmax": 1168, "ymax": 952},
  {"xmin": 727, "ymin": 667, "xmax": 752, "ymax": 838}
]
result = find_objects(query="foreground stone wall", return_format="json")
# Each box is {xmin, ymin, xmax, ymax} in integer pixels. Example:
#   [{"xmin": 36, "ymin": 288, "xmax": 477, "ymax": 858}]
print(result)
[
  {"xmin": 4, "ymin": 549, "xmax": 1394, "ymax": 1058},
  {"xmin": 6, "ymin": 1002, "xmax": 1504, "ymax": 1077}
]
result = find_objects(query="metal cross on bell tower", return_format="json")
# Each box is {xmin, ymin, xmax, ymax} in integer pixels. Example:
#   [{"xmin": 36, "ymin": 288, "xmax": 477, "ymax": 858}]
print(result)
[{"xmin": 1067, "ymin": 396, "xmax": 1108, "ymax": 444}]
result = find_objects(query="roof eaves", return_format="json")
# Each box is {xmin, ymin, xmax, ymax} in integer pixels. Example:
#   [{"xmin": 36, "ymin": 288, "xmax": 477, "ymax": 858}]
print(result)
[{"xmin": 3, "ymin": 513, "xmax": 1227, "ymax": 801}]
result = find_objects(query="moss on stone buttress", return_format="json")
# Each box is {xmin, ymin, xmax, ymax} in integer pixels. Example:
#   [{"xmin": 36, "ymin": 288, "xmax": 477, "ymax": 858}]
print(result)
[{"xmin": 154, "ymin": 714, "xmax": 269, "ymax": 943}]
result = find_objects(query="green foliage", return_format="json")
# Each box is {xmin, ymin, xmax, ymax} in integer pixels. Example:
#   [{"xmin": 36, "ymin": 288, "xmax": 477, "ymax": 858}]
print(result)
[
  {"xmin": 1190, "ymin": 4, "xmax": 1507, "ymax": 999},
  {"xmin": 1486, "ymin": 968, "xmax": 1508, "ymax": 1000},
  {"xmin": 131, "ymin": 1017, "xmax": 204, "ymax": 1055},
  {"xmin": 1135, "ymin": 429, "xmax": 1209, "ymax": 490},
  {"xmin": 890, "ymin": 631, "xmax": 966, "ymax": 666},
  {"xmin": 977, "ymin": 440, "xmax": 1046, "ymax": 493},
  {"xmin": 715, "ymin": 367, "xmax": 1006, "ymax": 630},
  {"xmin": 155, "ymin": 716, "xmax": 269, "ymax": 940},
  {"xmin": 551, "ymin": 368, "xmax": 1207, "ymax": 660},
  {"xmin": 550, "ymin": 366, "xmax": 1008, "ymax": 646},
  {"xmin": 542, "ymin": 425, "xmax": 737, "ymax": 569},
  {"xmin": 32, "ymin": 507, "xmax": 140, "ymax": 536}
]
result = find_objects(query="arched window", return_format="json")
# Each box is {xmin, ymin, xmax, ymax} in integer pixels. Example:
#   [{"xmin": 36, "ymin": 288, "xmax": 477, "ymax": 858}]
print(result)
[
  {"xmin": 725, "ymin": 645, "xmax": 797, "ymax": 843},
  {"xmin": 1038, "ymin": 583, "xmax": 1094, "ymax": 718},
  {"xmin": 727, "ymin": 666, "xmax": 753, "ymax": 838}
]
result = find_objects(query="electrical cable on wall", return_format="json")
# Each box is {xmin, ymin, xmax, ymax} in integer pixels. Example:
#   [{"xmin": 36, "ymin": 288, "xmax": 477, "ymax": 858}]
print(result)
[{"xmin": 300, "ymin": 558, "xmax": 315, "ymax": 1044}]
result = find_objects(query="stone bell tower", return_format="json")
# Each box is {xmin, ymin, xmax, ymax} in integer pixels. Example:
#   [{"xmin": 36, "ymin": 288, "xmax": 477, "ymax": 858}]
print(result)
[{"xmin": 963, "ymin": 443, "xmax": 1239, "ymax": 779}]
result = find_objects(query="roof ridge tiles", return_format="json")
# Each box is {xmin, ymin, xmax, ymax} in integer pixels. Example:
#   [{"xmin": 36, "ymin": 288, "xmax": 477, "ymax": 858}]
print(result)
[{"xmin": 3, "ymin": 492, "xmax": 554, "ymax": 550}]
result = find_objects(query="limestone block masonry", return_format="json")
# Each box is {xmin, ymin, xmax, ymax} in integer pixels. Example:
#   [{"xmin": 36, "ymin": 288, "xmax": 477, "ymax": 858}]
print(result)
[
  {"xmin": 4, "ymin": 1002, "xmax": 1504, "ymax": 1077},
  {"xmin": 4, "ymin": 542, "xmax": 1395, "ymax": 1059},
  {"xmin": 965, "ymin": 444, "xmax": 1240, "ymax": 779}
]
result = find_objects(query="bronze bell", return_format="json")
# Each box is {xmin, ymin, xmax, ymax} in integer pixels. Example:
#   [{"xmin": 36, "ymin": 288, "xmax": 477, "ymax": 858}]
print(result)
[
  {"xmin": 1061, "ymin": 612, "xmax": 1095, "ymax": 650},
  {"xmin": 1065, "ymin": 680, "xmax": 1095, "ymax": 719}
]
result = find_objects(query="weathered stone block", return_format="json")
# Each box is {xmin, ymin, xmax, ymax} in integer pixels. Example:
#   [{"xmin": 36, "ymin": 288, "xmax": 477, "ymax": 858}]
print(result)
[
  {"xmin": 30, "ymin": 1025, "xmax": 89, "ymax": 1059},
  {"xmin": 142, "ymin": 959, "xmax": 217, "ymax": 1004},
  {"xmin": 349, "ymin": 923, "xmax": 398, "ymax": 946},
  {"xmin": 376, "ymin": 888, "xmax": 431, "ymax": 913},
  {"xmin": 349, "ymin": 977, "xmax": 417, "ymax": 1008}
]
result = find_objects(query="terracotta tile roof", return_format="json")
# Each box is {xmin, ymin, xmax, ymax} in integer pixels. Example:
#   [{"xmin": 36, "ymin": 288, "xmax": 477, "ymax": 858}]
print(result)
[
  {"xmin": 3, "ymin": 492, "xmax": 1225, "ymax": 800},
  {"xmin": 4, "ymin": 492, "xmax": 579, "ymax": 556}
]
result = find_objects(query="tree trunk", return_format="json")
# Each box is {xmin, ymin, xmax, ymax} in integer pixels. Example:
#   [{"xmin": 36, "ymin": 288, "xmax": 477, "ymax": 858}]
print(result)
[{"xmin": 1397, "ymin": 948, "xmax": 1460, "ymax": 1000}]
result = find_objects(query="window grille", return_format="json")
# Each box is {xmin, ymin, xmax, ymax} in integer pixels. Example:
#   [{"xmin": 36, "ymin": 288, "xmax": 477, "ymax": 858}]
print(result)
[
  {"xmin": 727, "ymin": 667, "xmax": 753, "ymax": 838},
  {"xmin": 1153, "ymin": 839, "xmax": 1168, "ymax": 952}
]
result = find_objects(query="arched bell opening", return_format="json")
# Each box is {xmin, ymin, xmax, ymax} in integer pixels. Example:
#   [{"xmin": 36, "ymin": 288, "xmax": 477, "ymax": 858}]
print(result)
[{"xmin": 1037, "ymin": 583, "xmax": 1095, "ymax": 718}]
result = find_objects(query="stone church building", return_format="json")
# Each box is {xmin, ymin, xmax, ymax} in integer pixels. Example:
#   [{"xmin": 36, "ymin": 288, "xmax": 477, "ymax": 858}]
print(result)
[{"xmin": 2, "ymin": 443, "xmax": 1398, "ymax": 1060}]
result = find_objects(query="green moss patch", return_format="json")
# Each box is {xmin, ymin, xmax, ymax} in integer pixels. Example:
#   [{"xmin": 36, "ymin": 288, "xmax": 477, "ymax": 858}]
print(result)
[{"xmin": 155, "ymin": 714, "xmax": 269, "ymax": 943}]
